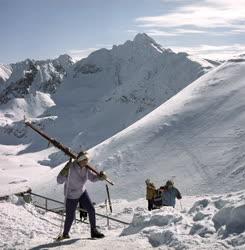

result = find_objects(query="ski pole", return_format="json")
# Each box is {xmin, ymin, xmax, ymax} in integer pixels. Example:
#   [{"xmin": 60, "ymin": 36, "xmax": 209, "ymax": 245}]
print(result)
[
  {"xmin": 179, "ymin": 200, "xmax": 183, "ymax": 210},
  {"xmin": 106, "ymin": 184, "xmax": 112, "ymax": 213}
]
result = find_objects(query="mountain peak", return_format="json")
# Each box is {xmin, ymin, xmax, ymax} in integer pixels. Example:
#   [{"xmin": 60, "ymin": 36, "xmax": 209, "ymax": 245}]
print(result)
[
  {"xmin": 55, "ymin": 54, "xmax": 74, "ymax": 69},
  {"xmin": 132, "ymin": 33, "xmax": 164, "ymax": 54},
  {"xmin": 133, "ymin": 33, "xmax": 156, "ymax": 44},
  {"xmin": 57, "ymin": 54, "xmax": 72, "ymax": 62}
]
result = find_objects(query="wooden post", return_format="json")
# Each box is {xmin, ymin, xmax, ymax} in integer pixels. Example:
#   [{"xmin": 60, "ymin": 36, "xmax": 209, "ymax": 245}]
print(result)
[
  {"xmin": 105, "ymin": 199, "xmax": 110, "ymax": 228},
  {"xmin": 45, "ymin": 199, "xmax": 48, "ymax": 212}
]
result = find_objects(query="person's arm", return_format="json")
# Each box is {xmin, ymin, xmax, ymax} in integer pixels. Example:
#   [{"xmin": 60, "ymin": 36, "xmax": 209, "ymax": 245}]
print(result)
[
  {"xmin": 87, "ymin": 168, "xmax": 107, "ymax": 182},
  {"xmin": 57, "ymin": 174, "xmax": 66, "ymax": 184},
  {"xmin": 87, "ymin": 169, "xmax": 99, "ymax": 182},
  {"xmin": 57, "ymin": 161, "xmax": 72, "ymax": 184},
  {"xmin": 176, "ymin": 188, "xmax": 182, "ymax": 199}
]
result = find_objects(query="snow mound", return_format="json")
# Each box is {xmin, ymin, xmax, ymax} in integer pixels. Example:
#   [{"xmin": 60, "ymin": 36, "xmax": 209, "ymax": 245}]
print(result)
[
  {"xmin": 0, "ymin": 197, "xmax": 60, "ymax": 249},
  {"xmin": 1, "ymin": 191, "xmax": 245, "ymax": 249},
  {"xmin": 121, "ymin": 191, "xmax": 245, "ymax": 249},
  {"xmin": 213, "ymin": 203, "xmax": 245, "ymax": 235}
]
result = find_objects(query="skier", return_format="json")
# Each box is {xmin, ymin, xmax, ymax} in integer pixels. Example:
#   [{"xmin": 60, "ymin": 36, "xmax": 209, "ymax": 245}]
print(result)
[
  {"xmin": 145, "ymin": 179, "xmax": 157, "ymax": 211},
  {"xmin": 56, "ymin": 152, "xmax": 107, "ymax": 240},
  {"xmin": 160, "ymin": 180, "xmax": 182, "ymax": 208}
]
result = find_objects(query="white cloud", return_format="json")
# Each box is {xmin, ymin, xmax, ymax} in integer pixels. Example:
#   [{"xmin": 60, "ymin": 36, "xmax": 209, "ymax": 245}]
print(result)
[
  {"xmin": 127, "ymin": 28, "xmax": 207, "ymax": 37},
  {"xmin": 145, "ymin": 29, "xmax": 178, "ymax": 37},
  {"xmin": 170, "ymin": 43, "xmax": 245, "ymax": 60},
  {"xmin": 175, "ymin": 28, "xmax": 207, "ymax": 34},
  {"xmin": 135, "ymin": 0, "xmax": 245, "ymax": 32}
]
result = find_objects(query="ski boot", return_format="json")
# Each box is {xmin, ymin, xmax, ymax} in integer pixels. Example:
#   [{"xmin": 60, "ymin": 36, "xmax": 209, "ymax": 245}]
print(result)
[
  {"xmin": 91, "ymin": 228, "xmax": 105, "ymax": 239},
  {"xmin": 55, "ymin": 234, "xmax": 70, "ymax": 241}
]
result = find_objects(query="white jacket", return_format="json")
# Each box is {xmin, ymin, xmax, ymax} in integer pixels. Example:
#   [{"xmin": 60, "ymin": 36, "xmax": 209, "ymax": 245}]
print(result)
[{"xmin": 57, "ymin": 161, "xmax": 99, "ymax": 199}]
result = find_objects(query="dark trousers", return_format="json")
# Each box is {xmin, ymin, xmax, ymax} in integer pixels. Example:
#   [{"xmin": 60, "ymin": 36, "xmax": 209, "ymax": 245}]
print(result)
[
  {"xmin": 63, "ymin": 190, "xmax": 96, "ymax": 235},
  {"xmin": 148, "ymin": 199, "xmax": 154, "ymax": 211},
  {"xmin": 79, "ymin": 200, "xmax": 88, "ymax": 220}
]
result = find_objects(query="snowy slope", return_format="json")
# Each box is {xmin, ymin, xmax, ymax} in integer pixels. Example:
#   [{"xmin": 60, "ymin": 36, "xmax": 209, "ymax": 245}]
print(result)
[
  {"xmin": 0, "ymin": 34, "xmax": 217, "ymax": 153},
  {"xmin": 0, "ymin": 64, "xmax": 12, "ymax": 94},
  {"xmin": 1, "ymin": 191, "xmax": 245, "ymax": 249},
  {"xmin": 0, "ymin": 64, "xmax": 12, "ymax": 82},
  {"xmin": 0, "ymin": 33, "xmax": 222, "ymax": 200},
  {"xmin": 7, "ymin": 33, "xmax": 218, "ymax": 170},
  {"xmin": 29, "ymin": 56, "xmax": 245, "ymax": 205},
  {"xmin": 50, "ymin": 33, "xmax": 217, "ymax": 148},
  {"xmin": 70, "ymin": 57, "xmax": 245, "ymax": 201}
]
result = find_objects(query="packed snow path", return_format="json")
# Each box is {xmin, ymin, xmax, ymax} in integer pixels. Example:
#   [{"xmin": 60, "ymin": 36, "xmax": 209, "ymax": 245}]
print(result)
[{"xmin": 1, "ymin": 191, "xmax": 245, "ymax": 250}]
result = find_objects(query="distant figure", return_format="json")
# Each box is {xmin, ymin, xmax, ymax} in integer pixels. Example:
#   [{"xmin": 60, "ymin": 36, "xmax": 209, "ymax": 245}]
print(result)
[
  {"xmin": 161, "ymin": 180, "xmax": 182, "ymax": 208},
  {"xmin": 145, "ymin": 179, "xmax": 157, "ymax": 211}
]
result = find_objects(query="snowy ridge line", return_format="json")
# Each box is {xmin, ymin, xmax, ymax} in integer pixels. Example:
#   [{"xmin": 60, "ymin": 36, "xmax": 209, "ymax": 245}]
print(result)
[{"xmin": 31, "ymin": 192, "xmax": 130, "ymax": 225}]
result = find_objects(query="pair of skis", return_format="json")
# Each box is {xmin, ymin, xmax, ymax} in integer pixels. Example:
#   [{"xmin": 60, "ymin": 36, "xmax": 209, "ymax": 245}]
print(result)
[{"xmin": 24, "ymin": 120, "xmax": 114, "ymax": 186}]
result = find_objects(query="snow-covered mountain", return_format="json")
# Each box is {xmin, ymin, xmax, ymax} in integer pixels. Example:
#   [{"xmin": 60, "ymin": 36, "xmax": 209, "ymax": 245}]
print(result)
[
  {"xmin": 70, "ymin": 56, "xmax": 245, "ymax": 201},
  {"xmin": 24, "ymin": 54, "xmax": 245, "ymax": 205},
  {"xmin": 0, "ymin": 34, "xmax": 219, "ymax": 169},
  {"xmin": 0, "ymin": 54, "xmax": 73, "ymax": 106},
  {"xmin": 1, "ymin": 34, "xmax": 245, "ymax": 250}
]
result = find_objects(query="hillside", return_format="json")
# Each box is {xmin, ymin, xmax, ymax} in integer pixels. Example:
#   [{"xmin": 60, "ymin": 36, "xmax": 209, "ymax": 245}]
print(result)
[
  {"xmin": 75, "ymin": 56, "xmax": 245, "ymax": 201},
  {"xmin": 0, "ymin": 34, "xmax": 218, "ymax": 170}
]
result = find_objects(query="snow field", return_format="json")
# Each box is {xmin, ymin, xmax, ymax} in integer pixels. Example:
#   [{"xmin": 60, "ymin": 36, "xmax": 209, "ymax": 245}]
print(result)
[{"xmin": 1, "ymin": 191, "xmax": 245, "ymax": 249}]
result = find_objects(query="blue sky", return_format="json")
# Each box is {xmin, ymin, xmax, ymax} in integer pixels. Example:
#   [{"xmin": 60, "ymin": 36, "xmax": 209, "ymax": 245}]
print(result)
[{"xmin": 1, "ymin": 0, "xmax": 245, "ymax": 63}]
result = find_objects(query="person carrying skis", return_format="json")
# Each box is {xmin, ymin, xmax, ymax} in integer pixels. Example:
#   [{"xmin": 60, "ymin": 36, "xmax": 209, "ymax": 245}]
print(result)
[
  {"xmin": 160, "ymin": 180, "xmax": 182, "ymax": 208},
  {"xmin": 56, "ymin": 151, "xmax": 107, "ymax": 240},
  {"xmin": 145, "ymin": 179, "xmax": 157, "ymax": 211}
]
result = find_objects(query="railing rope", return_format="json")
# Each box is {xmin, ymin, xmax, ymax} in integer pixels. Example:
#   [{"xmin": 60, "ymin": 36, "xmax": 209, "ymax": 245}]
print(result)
[
  {"xmin": 34, "ymin": 204, "xmax": 89, "ymax": 225},
  {"xmin": 30, "ymin": 192, "xmax": 130, "ymax": 225}
]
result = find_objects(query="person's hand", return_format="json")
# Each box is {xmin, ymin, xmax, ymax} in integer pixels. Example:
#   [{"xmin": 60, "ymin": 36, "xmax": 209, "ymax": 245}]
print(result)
[{"xmin": 99, "ymin": 171, "xmax": 107, "ymax": 180}]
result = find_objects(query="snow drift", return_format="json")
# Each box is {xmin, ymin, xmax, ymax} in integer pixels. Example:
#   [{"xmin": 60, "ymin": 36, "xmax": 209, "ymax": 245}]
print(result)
[
  {"xmin": 1, "ymin": 190, "xmax": 245, "ymax": 249},
  {"xmin": 121, "ymin": 190, "xmax": 245, "ymax": 249}
]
